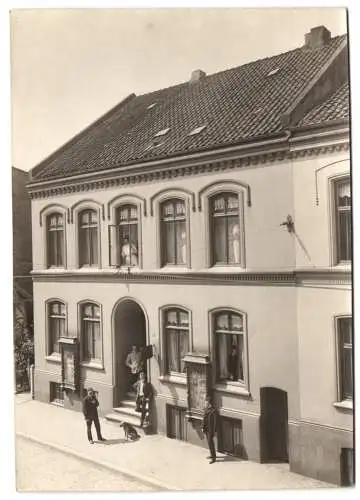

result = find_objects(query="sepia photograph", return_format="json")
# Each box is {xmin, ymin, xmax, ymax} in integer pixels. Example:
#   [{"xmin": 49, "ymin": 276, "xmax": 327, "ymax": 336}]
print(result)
[{"xmin": 8, "ymin": 2, "xmax": 354, "ymax": 495}]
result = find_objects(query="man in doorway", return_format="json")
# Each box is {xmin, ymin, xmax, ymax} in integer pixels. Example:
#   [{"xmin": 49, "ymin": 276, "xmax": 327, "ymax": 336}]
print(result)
[
  {"xmin": 135, "ymin": 371, "xmax": 153, "ymax": 428},
  {"xmin": 82, "ymin": 388, "xmax": 106, "ymax": 444},
  {"xmin": 125, "ymin": 345, "xmax": 143, "ymax": 391},
  {"xmin": 202, "ymin": 396, "xmax": 217, "ymax": 464}
]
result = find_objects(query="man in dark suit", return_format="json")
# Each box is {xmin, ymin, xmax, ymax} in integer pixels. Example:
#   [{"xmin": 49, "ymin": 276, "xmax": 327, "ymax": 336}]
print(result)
[
  {"xmin": 135, "ymin": 372, "xmax": 153, "ymax": 428},
  {"xmin": 82, "ymin": 388, "xmax": 106, "ymax": 444},
  {"xmin": 202, "ymin": 396, "xmax": 217, "ymax": 464}
]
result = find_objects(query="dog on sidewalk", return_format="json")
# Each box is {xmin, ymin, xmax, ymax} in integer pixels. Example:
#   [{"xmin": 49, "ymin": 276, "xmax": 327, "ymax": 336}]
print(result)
[{"xmin": 120, "ymin": 422, "xmax": 140, "ymax": 441}]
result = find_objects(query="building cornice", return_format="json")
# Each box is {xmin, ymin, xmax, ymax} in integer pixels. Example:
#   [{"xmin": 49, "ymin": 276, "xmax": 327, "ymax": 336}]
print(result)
[
  {"xmin": 31, "ymin": 268, "xmax": 351, "ymax": 286},
  {"xmin": 27, "ymin": 125, "xmax": 349, "ymax": 200}
]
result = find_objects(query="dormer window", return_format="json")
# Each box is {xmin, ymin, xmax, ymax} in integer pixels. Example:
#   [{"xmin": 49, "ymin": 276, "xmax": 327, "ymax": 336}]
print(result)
[
  {"xmin": 155, "ymin": 128, "xmax": 170, "ymax": 137},
  {"xmin": 188, "ymin": 125, "xmax": 206, "ymax": 136}
]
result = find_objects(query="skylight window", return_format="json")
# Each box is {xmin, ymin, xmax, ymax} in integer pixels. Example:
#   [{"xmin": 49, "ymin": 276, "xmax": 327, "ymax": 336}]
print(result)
[
  {"xmin": 267, "ymin": 68, "xmax": 280, "ymax": 77},
  {"xmin": 147, "ymin": 103, "xmax": 157, "ymax": 109},
  {"xmin": 188, "ymin": 125, "xmax": 206, "ymax": 136},
  {"xmin": 154, "ymin": 128, "xmax": 170, "ymax": 137}
]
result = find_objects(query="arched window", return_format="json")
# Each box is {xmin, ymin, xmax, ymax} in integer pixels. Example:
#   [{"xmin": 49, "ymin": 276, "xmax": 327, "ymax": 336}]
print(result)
[
  {"xmin": 78, "ymin": 209, "xmax": 99, "ymax": 267},
  {"xmin": 160, "ymin": 199, "xmax": 187, "ymax": 266},
  {"xmin": 47, "ymin": 213, "xmax": 65, "ymax": 267},
  {"xmin": 111, "ymin": 204, "xmax": 139, "ymax": 267},
  {"xmin": 48, "ymin": 301, "xmax": 66, "ymax": 355},
  {"xmin": 334, "ymin": 178, "xmax": 351, "ymax": 263},
  {"xmin": 81, "ymin": 302, "xmax": 102, "ymax": 363},
  {"xmin": 210, "ymin": 193, "xmax": 243, "ymax": 266},
  {"xmin": 214, "ymin": 310, "xmax": 246, "ymax": 385},
  {"xmin": 164, "ymin": 308, "xmax": 189, "ymax": 374}
]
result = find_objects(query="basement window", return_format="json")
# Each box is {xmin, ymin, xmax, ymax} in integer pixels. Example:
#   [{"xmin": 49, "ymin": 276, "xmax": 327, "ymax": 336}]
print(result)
[
  {"xmin": 188, "ymin": 125, "xmax": 206, "ymax": 136},
  {"xmin": 267, "ymin": 67, "xmax": 280, "ymax": 77},
  {"xmin": 155, "ymin": 128, "xmax": 170, "ymax": 137}
]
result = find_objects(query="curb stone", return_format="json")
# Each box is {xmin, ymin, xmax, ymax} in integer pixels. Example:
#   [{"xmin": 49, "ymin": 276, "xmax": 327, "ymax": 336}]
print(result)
[{"xmin": 16, "ymin": 432, "xmax": 177, "ymax": 492}]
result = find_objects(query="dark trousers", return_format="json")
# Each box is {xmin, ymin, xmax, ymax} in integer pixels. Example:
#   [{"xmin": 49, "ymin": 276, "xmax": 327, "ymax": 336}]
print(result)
[
  {"xmin": 136, "ymin": 395, "xmax": 147, "ymax": 426},
  {"xmin": 86, "ymin": 417, "xmax": 103, "ymax": 441},
  {"xmin": 206, "ymin": 432, "xmax": 216, "ymax": 459},
  {"xmin": 129, "ymin": 372, "xmax": 140, "ymax": 391}
]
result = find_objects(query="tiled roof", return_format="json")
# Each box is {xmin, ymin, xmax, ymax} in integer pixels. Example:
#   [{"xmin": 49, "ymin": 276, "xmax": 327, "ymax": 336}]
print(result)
[
  {"xmin": 32, "ymin": 35, "xmax": 348, "ymax": 181},
  {"xmin": 298, "ymin": 81, "xmax": 349, "ymax": 126}
]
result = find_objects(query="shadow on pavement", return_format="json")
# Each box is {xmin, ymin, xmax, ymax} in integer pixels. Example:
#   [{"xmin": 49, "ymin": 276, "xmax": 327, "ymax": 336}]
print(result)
[{"xmin": 96, "ymin": 438, "xmax": 129, "ymax": 445}]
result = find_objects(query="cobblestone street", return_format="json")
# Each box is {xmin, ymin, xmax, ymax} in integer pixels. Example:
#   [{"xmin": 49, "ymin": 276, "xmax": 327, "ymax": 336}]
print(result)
[
  {"xmin": 16, "ymin": 435, "xmax": 154, "ymax": 492},
  {"xmin": 14, "ymin": 395, "xmax": 337, "ymax": 492}
]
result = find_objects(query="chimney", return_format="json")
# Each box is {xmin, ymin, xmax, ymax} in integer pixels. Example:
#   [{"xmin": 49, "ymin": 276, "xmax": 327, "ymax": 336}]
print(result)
[
  {"xmin": 305, "ymin": 26, "xmax": 331, "ymax": 49},
  {"xmin": 190, "ymin": 69, "xmax": 206, "ymax": 83}
]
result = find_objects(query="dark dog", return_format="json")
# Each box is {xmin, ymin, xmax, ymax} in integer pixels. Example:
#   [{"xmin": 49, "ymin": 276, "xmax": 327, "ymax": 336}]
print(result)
[{"xmin": 120, "ymin": 422, "xmax": 140, "ymax": 441}]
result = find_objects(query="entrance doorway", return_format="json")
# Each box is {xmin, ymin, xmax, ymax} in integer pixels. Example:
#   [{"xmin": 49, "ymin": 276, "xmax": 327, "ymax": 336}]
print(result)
[
  {"xmin": 113, "ymin": 299, "xmax": 147, "ymax": 406},
  {"xmin": 260, "ymin": 387, "xmax": 289, "ymax": 463}
]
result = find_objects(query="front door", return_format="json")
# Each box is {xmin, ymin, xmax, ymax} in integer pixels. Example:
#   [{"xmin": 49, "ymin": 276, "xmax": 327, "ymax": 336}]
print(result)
[
  {"xmin": 260, "ymin": 387, "xmax": 289, "ymax": 463},
  {"xmin": 113, "ymin": 299, "xmax": 147, "ymax": 405}
]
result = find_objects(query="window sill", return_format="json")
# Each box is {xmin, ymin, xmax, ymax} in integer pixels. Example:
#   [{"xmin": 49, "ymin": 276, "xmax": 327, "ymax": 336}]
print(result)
[
  {"xmin": 214, "ymin": 383, "xmax": 251, "ymax": 397},
  {"xmin": 202, "ymin": 266, "xmax": 246, "ymax": 273},
  {"xmin": 333, "ymin": 400, "xmax": 353, "ymax": 411},
  {"xmin": 81, "ymin": 361, "xmax": 104, "ymax": 371},
  {"xmin": 158, "ymin": 374, "xmax": 187, "ymax": 385},
  {"xmin": 158, "ymin": 266, "xmax": 191, "ymax": 273},
  {"xmin": 45, "ymin": 354, "xmax": 61, "ymax": 363}
]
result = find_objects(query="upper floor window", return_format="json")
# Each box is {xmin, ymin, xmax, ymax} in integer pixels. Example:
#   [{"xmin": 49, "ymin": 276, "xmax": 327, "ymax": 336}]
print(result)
[
  {"xmin": 47, "ymin": 213, "xmax": 65, "ymax": 267},
  {"xmin": 48, "ymin": 301, "xmax": 66, "ymax": 355},
  {"xmin": 161, "ymin": 199, "xmax": 187, "ymax": 266},
  {"xmin": 79, "ymin": 209, "xmax": 99, "ymax": 267},
  {"xmin": 164, "ymin": 308, "xmax": 189, "ymax": 374},
  {"xmin": 214, "ymin": 310, "xmax": 246, "ymax": 386},
  {"xmin": 334, "ymin": 178, "xmax": 351, "ymax": 263},
  {"xmin": 210, "ymin": 193, "xmax": 243, "ymax": 266},
  {"xmin": 81, "ymin": 302, "xmax": 102, "ymax": 363},
  {"xmin": 113, "ymin": 204, "xmax": 139, "ymax": 267},
  {"xmin": 336, "ymin": 316, "xmax": 353, "ymax": 402}
]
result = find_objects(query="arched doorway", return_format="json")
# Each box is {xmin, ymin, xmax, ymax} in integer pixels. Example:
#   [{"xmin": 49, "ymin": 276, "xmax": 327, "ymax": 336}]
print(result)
[{"xmin": 113, "ymin": 298, "xmax": 147, "ymax": 406}]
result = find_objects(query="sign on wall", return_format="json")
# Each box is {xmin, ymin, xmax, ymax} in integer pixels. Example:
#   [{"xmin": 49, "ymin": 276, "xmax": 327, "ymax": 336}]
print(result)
[
  {"xmin": 184, "ymin": 353, "xmax": 211, "ymax": 421},
  {"xmin": 59, "ymin": 337, "xmax": 80, "ymax": 391}
]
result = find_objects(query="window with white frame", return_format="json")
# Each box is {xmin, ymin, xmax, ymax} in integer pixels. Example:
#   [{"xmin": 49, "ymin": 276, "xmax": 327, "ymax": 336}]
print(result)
[
  {"xmin": 79, "ymin": 209, "xmax": 99, "ymax": 267},
  {"xmin": 109, "ymin": 204, "xmax": 139, "ymax": 267},
  {"xmin": 47, "ymin": 213, "xmax": 65, "ymax": 267},
  {"xmin": 160, "ymin": 199, "xmax": 187, "ymax": 266},
  {"xmin": 48, "ymin": 301, "xmax": 66, "ymax": 355},
  {"xmin": 210, "ymin": 193, "xmax": 243, "ymax": 266},
  {"xmin": 81, "ymin": 303, "xmax": 102, "ymax": 363},
  {"xmin": 214, "ymin": 310, "xmax": 246, "ymax": 385},
  {"xmin": 164, "ymin": 308, "xmax": 189, "ymax": 374},
  {"xmin": 336, "ymin": 316, "xmax": 353, "ymax": 402},
  {"xmin": 334, "ymin": 178, "xmax": 351, "ymax": 263}
]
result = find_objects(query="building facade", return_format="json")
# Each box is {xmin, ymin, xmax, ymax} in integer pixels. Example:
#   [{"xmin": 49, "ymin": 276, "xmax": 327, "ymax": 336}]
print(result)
[{"xmin": 27, "ymin": 26, "xmax": 353, "ymax": 485}]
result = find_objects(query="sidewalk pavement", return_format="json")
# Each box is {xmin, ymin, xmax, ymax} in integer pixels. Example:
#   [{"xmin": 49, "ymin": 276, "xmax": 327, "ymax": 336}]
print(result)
[{"xmin": 15, "ymin": 394, "xmax": 335, "ymax": 492}]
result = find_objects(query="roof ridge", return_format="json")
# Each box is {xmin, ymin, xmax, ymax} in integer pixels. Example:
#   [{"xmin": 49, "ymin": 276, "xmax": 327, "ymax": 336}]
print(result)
[{"xmin": 136, "ymin": 33, "xmax": 347, "ymax": 99}]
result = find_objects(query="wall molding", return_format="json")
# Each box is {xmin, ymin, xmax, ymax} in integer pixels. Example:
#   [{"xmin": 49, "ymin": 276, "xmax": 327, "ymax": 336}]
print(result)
[{"xmin": 31, "ymin": 268, "xmax": 351, "ymax": 286}]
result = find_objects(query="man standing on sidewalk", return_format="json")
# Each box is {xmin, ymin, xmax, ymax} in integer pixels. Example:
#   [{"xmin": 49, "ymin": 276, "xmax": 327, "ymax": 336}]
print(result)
[
  {"xmin": 82, "ymin": 388, "xmax": 106, "ymax": 444},
  {"xmin": 202, "ymin": 396, "xmax": 217, "ymax": 464}
]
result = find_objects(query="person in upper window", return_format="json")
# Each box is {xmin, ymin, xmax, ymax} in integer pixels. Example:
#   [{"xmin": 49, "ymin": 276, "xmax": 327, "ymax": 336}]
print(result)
[
  {"xmin": 121, "ymin": 237, "xmax": 138, "ymax": 266},
  {"xmin": 227, "ymin": 345, "xmax": 238, "ymax": 381}
]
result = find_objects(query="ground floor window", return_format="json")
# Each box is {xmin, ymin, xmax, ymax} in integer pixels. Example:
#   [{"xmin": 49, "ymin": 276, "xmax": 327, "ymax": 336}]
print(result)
[
  {"xmin": 50, "ymin": 382, "xmax": 64, "ymax": 406},
  {"xmin": 166, "ymin": 405, "xmax": 188, "ymax": 442},
  {"xmin": 218, "ymin": 416, "xmax": 246, "ymax": 458}
]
